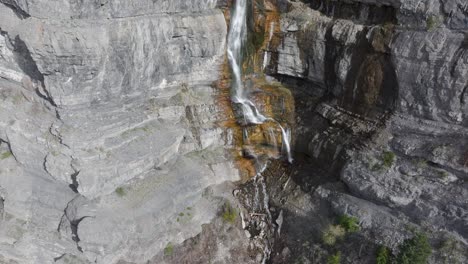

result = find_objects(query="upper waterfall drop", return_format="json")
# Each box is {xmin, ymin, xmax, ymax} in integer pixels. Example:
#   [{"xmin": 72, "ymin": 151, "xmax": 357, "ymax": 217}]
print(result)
[
  {"xmin": 227, "ymin": 0, "xmax": 268, "ymax": 125},
  {"xmin": 227, "ymin": 0, "xmax": 247, "ymax": 103},
  {"xmin": 227, "ymin": 0, "xmax": 293, "ymax": 163}
]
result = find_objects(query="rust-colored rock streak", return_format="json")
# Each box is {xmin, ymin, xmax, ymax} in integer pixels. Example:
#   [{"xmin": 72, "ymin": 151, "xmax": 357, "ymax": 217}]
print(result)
[{"xmin": 215, "ymin": 0, "xmax": 294, "ymax": 180}]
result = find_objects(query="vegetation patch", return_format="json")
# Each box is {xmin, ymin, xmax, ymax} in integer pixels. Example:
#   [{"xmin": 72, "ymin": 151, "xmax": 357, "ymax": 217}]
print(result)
[
  {"xmin": 222, "ymin": 202, "xmax": 237, "ymax": 224},
  {"xmin": 397, "ymin": 232, "xmax": 431, "ymax": 264},
  {"xmin": 376, "ymin": 246, "xmax": 391, "ymax": 264},
  {"xmin": 176, "ymin": 206, "xmax": 195, "ymax": 224},
  {"xmin": 327, "ymin": 251, "xmax": 341, "ymax": 264},
  {"xmin": 322, "ymin": 225, "xmax": 346, "ymax": 246},
  {"xmin": 426, "ymin": 15, "xmax": 441, "ymax": 31},
  {"xmin": 164, "ymin": 242, "xmax": 174, "ymax": 256},
  {"xmin": 382, "ymin": 151, "xmax": 396, "ymax": 168},
  {"xmin": 322, "ymin": 215, "xmax": 360, "ymax": 246},
  {"xmin": 338, "ymin": 214, "xmax": 360, "ymax": 233},
  {"xmin": 0, "ymin": 151, "xmax": 12, "ymax": 160},
  {"xmin": 439, "ymin": 235, "xmax": 465, "ymax": 264},
  {"xmin": 115, "ymin": 187, "xmax": 125, "ymax": 197}
]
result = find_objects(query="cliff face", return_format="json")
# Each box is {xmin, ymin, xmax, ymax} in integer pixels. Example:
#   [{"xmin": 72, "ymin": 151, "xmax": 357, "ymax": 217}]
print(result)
[
  {"xmin": 264, "ymin": 0, "xmax": 468, "ymax": 263},
  {"xmin": 0, "ymin": 0, "xmax": 467, "ymax": 263},
  {"xmin": 0, "ymin": 1, "xmax": 242, "ymax": 263}
]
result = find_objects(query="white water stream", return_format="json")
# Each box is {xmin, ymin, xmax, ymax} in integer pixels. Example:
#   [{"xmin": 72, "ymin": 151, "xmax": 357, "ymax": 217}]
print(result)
[
  {"xmin": 227, "ymin": 0, "xmax": 293, "ymax": 163},
  {"xmin": 227, "ymin": 1, "xmax": 292, "ymax": 262}
]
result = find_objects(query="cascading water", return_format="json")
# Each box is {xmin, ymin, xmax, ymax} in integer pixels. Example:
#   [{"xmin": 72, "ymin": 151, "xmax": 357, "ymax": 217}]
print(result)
[
  {"xmin": 227, "ymin": 1, "xmax": 293, "ymax": 262},
  {"xmin": 227, "ymin": 0, "xmax": 293, "ymax": 163}
]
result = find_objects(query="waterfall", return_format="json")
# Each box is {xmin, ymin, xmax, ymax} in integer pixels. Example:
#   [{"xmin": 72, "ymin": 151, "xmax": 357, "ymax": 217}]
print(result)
[
  {"xmin": 227, "ymin": 0, "xmax": 247, "ymax": 104},
  {"xmin": 227, "ymin": 2, "xmax": 291, "ymax": 262},
  {"xmin": 227, "ymin": 0, "xmax": 293, "ymax": 162}
]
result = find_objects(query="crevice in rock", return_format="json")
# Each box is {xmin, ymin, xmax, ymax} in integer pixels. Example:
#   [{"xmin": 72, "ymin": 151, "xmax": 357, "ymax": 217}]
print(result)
[
  {"xmin": 35, "ymin": 86, "xmax": 57, "ymax": 107},
  {"xmin": 58, "ymin": 196, "xmax": 92, "ymax": 254},
  {"xmin": 0, "ymin": 30, "xmax": 58, "ymax": 110},
  {"xmin": 69, "ymin": 170, "xmax": 80, "ymax": 194},
  {"xmin": 70, "ymin": 216, "xmax": 90, "ymax": 252},
  {"xmin": 461, "ymin": 84, "xmax": 467, "ymax": 105},
  {"xmin": 0, "ymin": 193, "xmax": 4, "ymax": 219},
  {"xmin": 53, "ymin": 254, "xmax": 66, "ymax": 262},
  {"xmin": 48, "ymin": 124, "xmax": 70, "ymax": 149},
  {"xmin": 42, "ymin": 154, "xmax": 51, "ymax": 176},
  {"xmin": 11, "ymin": 35, "xmax": 43, "ymax": 83},
  {"xmin": 449, "ymin": 35, "xmax": 468, "ymax": 78},
  {"xmin": 0, "ymin": 1, "xmax": 30, "ymax": 19},
  {"xmin": 10, "ymin": 34, "xmax": 57, "ymax": 107},
  {"xmin": 0, "ymin": 138, "xmax": 18, "ymax": 163}
]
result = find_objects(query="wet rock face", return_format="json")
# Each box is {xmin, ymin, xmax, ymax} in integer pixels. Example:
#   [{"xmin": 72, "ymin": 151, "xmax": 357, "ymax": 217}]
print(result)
[{"xmin": 263, "ymin": 0, "xmax": 468, "ymax": 263}]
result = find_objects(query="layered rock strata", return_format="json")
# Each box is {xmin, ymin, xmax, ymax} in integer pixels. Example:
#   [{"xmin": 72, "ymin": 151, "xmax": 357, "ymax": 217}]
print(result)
[{"xmin": 0, "ymin": 1, "xmax": 242, "ymax": 263}]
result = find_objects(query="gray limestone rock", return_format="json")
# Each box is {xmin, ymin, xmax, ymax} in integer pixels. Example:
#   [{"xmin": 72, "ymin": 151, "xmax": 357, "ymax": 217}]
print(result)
[{"xmin": 0, "ymin": 0, "xmax": 242, "ymax": 263}]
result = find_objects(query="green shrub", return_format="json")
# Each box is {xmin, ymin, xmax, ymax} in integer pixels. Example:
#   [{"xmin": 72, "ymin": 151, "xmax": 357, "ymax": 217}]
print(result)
[
  {"xmin": 222, "ymin": 202, "xmax": 237, "ymax": 223},
  {"xmin": 338, "ymin": 215, "xmax": 360, "ymax": 233},
  {"xmin": 376, "ymin": 246, "xmax": 391, "ymax": 264},
  {"xmin": 164, "ymin": 242, "xmax": 174, "ymax": 256},
  {"xmin": 327, "ymin": 252, "xmax": 341, "ymax": 264},
  {"xmin": 322, "ymin": 225, "xmax": 346, "ymax": 246},
  {"xmin": 382, "ymin": 151, "xmax": 396, "ymax": 168},
  {"xmin": 115, "ymin": 187, "xmax": 125, "ymax": 197},
  {"xmin": 397, "ymin": 233, "xmax": 431, "ymax": 264}
]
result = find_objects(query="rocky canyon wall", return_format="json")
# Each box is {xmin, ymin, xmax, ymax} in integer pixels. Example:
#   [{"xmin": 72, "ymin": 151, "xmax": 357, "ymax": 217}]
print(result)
[
  {"xmin": 0, "ymin": 1, "xmax": 243, "ymax": 263},
  {"xmin": 0, "ymin": 0, "xmax": 467, "ymax": 263},
  {"xmin": 263, "ymin": 0, "xmax": 468, "ymax": 263}
]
